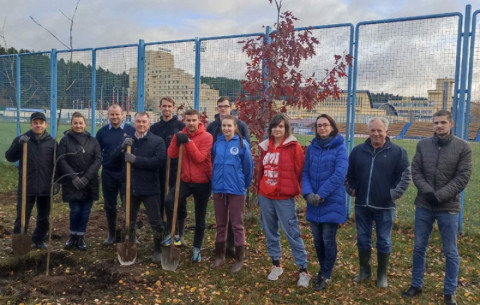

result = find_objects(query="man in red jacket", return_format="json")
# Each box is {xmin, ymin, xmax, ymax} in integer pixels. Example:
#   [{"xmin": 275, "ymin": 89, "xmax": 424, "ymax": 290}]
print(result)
[{"xmin": 165, "ymin": 109, "xmax": 213, "ymax": 263}]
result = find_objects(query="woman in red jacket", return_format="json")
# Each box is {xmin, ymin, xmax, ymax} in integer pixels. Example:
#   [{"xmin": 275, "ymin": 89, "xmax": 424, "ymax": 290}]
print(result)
[{"xmin": 257, "ymin": 113, "xmax": 310, "ymax": 287}]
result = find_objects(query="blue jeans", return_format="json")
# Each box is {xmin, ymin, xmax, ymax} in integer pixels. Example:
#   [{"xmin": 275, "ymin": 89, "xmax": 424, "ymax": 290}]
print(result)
[
  {"xmin": 69, "ymin": 200, "xmax": 93, "ymax": 235},
  {"xmin": 355, "ymin": 205, "xmax": 394, "ymax": 253},
  {"xmin": 411, "ymin": 207, "xmax": 459, "ymax": 295},
  {"xmin": 310, "ymin": 222, "xmax": 338, "ymax": 279},
  {"xmin": 258, "ymin": 195, "xmax": 308, "ymax": 269}
]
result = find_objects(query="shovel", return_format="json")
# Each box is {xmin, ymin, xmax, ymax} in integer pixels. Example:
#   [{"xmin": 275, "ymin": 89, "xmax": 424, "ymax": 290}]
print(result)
[
  {"xmin": 12, "ymin": 142, "xmax": 31, "ymax": 256},
  {"xmin": 161, "ymin": 145, "xmax": 183, "ymax": 271},
  {"xmin": 117, "ymin": 145, "xmax": 137, "ymax": 265},
  {"xmin": 163, "ymin": 156, "xmax": 170, "ymax": 223}
]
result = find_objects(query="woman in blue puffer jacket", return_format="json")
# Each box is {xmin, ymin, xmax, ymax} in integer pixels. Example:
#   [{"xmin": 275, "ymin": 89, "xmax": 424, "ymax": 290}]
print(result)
[
  {"xmin": 211, "ymin": 115, "xmax": 253, "ymax": 273},
  {"xmin": 302, "ymin": 114, "xmax": 348, "ymax": 291}
]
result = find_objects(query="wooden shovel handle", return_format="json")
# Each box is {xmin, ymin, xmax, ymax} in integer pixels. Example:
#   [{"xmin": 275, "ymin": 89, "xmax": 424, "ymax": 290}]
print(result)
[
  {"xmin": 163, "ymin": 157, "xmax": 171, "ymax": 222},
  {"xmin": 125, "ymin": 145, "xmax": 131, "ymax": 234},
  {"xmin": 170, "ymin": 145, "xmax": 183, "ymax": 244},
  {"xmin": 21, "ymin": 142, "xmax": 27, "ymax": 232}
]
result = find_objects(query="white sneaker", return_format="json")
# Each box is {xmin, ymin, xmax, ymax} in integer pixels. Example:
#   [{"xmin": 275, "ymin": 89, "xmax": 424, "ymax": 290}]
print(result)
[
  {"xmin": 267, "ymin": 266, "xmax": 284, "ymax": 281},
  {"xmin": 297, "ymin": 272, "xmax": 311, "ymax": 288}
]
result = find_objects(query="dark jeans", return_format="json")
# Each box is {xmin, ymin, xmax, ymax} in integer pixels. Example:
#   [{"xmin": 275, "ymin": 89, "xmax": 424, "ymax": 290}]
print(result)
[
  {"xmin": 158, "ymin": 161, "xmax": 186, "ymax": 228},
  {"xmin": 14, "ymin": 195, "xmax": 51, "ymax": 243},
  {"xmin": 165, "ymin": 181, "xmax": 211, "ymax": 249},
  {"xmin": 69, "ymin": 200, "xmax": 93, "ymax": 235},
  {"xmin": 101, "ymin": 169, "xmax": 124, "ymax": 215},
  {"xmin": 355, "ymin": 205, "xmax": 395, "ymax": 254},
  {"xmin": 310, "ymin": 222, "xmax": 338, "ymax": 279},
  {"xmin": 129, "ymin": 195, "xmax": 164, "ymax": 234}
]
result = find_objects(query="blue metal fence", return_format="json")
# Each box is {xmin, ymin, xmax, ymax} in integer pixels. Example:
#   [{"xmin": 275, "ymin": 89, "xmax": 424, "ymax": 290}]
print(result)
[{"xmin": 1, "ymin": 4, "xmax": 479, "ymax": 233}]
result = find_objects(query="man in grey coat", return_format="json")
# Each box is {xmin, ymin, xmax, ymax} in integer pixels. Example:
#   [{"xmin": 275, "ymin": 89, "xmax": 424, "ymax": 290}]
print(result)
[{"xmin": 402, "ymin": 110, "xmax": 472, "ymax": 305}]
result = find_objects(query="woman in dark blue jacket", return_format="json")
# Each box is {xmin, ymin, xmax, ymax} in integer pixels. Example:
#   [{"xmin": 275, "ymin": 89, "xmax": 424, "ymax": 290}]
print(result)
[
  {"xmin": 302, "ymin": 114, "xmax": 348, "ymax": 291},
  {"xmin": 211, "ymin": 115, "xmax": 253, "ymax": 273},
  {"xmin": 58, "ymin": 112, "xmax": 102, "ymax": 251}
]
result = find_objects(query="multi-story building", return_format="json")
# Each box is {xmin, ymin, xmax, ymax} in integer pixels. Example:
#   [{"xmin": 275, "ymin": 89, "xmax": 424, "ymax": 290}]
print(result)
[{"xmin": 129, "ymin": 50, "xmax": 219, "ymax": 121}]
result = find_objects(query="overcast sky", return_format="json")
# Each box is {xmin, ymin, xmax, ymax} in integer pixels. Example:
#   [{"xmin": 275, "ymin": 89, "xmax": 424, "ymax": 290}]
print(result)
[{"xmin": 1, "ymin": 0, "xmax": 479, "ymax": 51}]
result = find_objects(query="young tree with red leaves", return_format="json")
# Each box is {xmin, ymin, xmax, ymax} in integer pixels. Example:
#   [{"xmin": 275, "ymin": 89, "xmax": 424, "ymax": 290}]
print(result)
[{"xmin": 236, "ymin": 0, "xmax": 352, "ymax": 201}]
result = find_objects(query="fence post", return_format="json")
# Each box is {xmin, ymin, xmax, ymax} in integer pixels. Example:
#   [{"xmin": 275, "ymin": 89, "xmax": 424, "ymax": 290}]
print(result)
[
  {"xmin": 91, "ymin": 49, "xmax": 97, "ymax": 134},
  {"xmin": 50, "ymin": 49, "xmax": 58, "ymax": 139},
  {"xmin": 15, "ymin": 55, "xmax": 21, "ymax": 136},
  {"xmin": 194, "ymin": 38, "xmax": 201, "ymax": 111},
  {"xmin": 136, "ymin": 39, "xmax": 145, "ymax": 112},
  {"xmin": 458, "ymin": 4, "xmax": 472, "ymax": 235}
]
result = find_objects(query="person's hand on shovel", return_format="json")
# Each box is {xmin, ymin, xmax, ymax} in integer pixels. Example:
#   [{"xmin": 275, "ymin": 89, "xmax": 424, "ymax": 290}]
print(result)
[{"xmin": 18, "ymin": 135, "xmax": 30, "ymax": 144}]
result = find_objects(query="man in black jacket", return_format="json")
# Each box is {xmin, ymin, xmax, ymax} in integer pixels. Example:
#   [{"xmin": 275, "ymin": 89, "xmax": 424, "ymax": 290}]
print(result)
[
  {"xmin": 150, "ymin": 97, "xmax": 185, "ymax": 246},
  {"xmin": 345, "ymin": 117, "xmax": 411, "ymax": 288},
  {"xmin": 5, "ymin": 112, "xmax": 56, "ymax": 249},
  {"xmin": 207, "ymin": 96, "xmax": 250, "ymax": 257},
  {"xmin": 402, "ymin": 110, "xmax": 472, "ymax": 305},
  {"xmin": 119, "ymin": 112, "xmax": 166, "ymax": 263}
]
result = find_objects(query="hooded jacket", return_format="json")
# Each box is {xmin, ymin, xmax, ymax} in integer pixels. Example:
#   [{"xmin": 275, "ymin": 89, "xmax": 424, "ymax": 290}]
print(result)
[
  {"xmin": 57, "ymin": 130, "xmax": 102, "ymax": 202},
  {"xmin": 212, "ymin": 134, "xmax": 253, "ymax": 195},
  {"xmin": 168, "ymin": 123, "xmax": 213, "ymax": 184},
  {"xmin": 412, "ymin": 133, "xmax": 472, "ymax": 213},
  {"xmin": 303, "ymin": 134, "xmax": 348, "ymax": 224},
  {"xmin": 5, "ymin": 130, "xmax": 56, "ymax": 197},
  {"xmin": 258, "ymin": 135, "xmax": 304, "ymax": 199}
]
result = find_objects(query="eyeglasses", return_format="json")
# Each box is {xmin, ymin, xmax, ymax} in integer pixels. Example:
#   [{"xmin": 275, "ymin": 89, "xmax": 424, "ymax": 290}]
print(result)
[
  {"xmin": 317, "ymin": 124, "xmax": 331, "ymax": 128},
  {"xmin": 218, "ymin": 105, "xmax": 231, "ymax": 109}
]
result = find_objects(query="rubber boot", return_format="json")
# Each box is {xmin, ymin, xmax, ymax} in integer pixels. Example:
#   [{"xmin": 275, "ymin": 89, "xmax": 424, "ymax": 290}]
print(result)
[
  {"xmin": 211, "ymin": 242, "xmax": 226, "ymax": 269},
  {"xmin": 152, "ymin": 232, "xmax": 162, "ymax": 263},
  {"xmin": 177, "ymin": 218, "xmax": 187, "ymax": 246},
  {"xmin": 102, "ymin": 211, "xmax": 117, "ymax": 246},
  {"xmin": 353, "ymin": 249, "xmax": 371, "ymax": 282},
  {"xmin": 225, "ymin": 222, "xmax": 235, "ymax": 258},
  {"xmin": 231, "ymin": 245, "xmax": 245, "ymax": 273},
  {"xmin": 376, "ymin": 252, "xmax": 390, "ymax": 288}
]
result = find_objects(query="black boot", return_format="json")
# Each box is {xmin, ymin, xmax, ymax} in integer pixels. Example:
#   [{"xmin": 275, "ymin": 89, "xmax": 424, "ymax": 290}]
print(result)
[
  {"xmin": 376, "ymin": 252, "xmax": 390, "ymax": 288},
  {"xmin": 103, "ymin": 211, "xmax": 117, "ymax": 246},
  {"xmin": 225, "ymin": 222, "xmax": 235, "ymax": 258},
  {"xmin": 152, "ymin": 232, "xmax": 162, "ymax": 263},
  {"xmin": 353, "ymin": 249, "xmax": 371, "ymax": 282},
  {"xmin": 128, "ymin": 228, "xmax": 139, "ymax": 243},
  {"xmin": 77, "ymin": 235, "xmax": 87, "ymax": 251},
  {"xmin": 65, "ymin": 234, "xmax": 78, "ymax": 250},
  {"xmin": 211, "ymin": 242, "xmax": 226, "ymax": 269},
  {"xmin": 231, "ymin": 245, "xmax": 245, "ymax": 273}
]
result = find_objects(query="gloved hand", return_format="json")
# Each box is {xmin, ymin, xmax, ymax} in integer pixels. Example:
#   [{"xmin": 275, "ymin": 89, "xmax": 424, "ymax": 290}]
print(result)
[
  {"xmin": 125, "ymin": 153, "xmax": 136, "ymax": 163},
  {"xmin": 19, "ymin": 135, "xmax": 30, "ymax": 144},
  {"xmin": 306, "ymin": 193, "xmax": 322, "ymax": 206},
  {"xmin": 122, "ymin": 137, "xmax": 134, "ymax": 149},
  {"xmin": 425, "ymin": 192, "xmax": 439, "ymax": 205},
  {"xmin": 72, "ymin": 176, "xmax": 88, "ymax": 190},
  {"xmin": 176, "ymin": 133, "xmax": 189, "ymax": 146},
  {"xmin": 53, "ymin": 182, "xmax": 61, "ymax": 195}
]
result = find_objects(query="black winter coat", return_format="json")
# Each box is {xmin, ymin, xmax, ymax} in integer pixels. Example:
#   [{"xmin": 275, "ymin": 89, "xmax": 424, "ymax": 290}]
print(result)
[
  {"xmin": 57, "ymin": 130, "xmax": 102, "ymax": 202},
  {"xmin": 5, "ymin": 130, "xmax": 56, "ymax": 196},
  {"xmin": 114, "ymin": 132, "xmax": 166, "ymax": 196}
]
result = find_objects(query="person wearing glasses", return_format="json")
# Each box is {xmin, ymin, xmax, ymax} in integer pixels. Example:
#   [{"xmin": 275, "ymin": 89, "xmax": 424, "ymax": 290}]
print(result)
[
  {"xmin": 302, "ymin": 114, "xmax": 348, "ymax": 291},
  {"xmin": 207, "ymin": 96, "xmax": 250, "ymax": 258}
]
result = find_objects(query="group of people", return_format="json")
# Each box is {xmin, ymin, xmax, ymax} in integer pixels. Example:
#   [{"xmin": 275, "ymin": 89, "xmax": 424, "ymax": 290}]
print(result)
[{"xmin": 6, "ymin": 96, "xmax": 472, "ymax": 304}]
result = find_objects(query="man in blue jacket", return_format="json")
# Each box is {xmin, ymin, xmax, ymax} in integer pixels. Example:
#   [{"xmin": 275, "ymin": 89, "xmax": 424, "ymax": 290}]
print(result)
[
  {"xmin": 96, "ymin": 104, "xmax": 135, "ymax": 245},
  {"xmin": 118, "ymin": 112, "xmax": 166, "ymax": 263},
  {"xmin": 345, "ymin": 117, "xmax": 411, "ymax": 288}
]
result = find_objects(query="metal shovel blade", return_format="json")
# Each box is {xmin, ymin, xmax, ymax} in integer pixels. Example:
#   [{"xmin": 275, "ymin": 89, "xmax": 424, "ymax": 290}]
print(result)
[
  {"xmin": 160, "ymin": 245, "xmax": 180, "ymax": 271},
  {"xmin": 117, "ymin": 242, "xmax": 137, "ymax": 266},
  {"xmin": 12, "ymin": 233, "xmax": 31, "ymax": 256}
]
